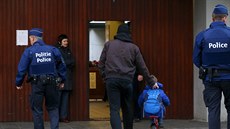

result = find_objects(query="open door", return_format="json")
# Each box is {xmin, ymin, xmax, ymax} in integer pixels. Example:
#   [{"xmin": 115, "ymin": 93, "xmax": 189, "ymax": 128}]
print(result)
[{"xmin": 88, "ymin": 21, "xmax": 128, "ymax": 120}]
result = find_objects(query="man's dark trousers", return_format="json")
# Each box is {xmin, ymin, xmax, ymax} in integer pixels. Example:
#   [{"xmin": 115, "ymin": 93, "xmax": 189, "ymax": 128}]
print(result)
[{"xmin": 106, "ymin": 78, "xmax": 133, "ymax": 129}]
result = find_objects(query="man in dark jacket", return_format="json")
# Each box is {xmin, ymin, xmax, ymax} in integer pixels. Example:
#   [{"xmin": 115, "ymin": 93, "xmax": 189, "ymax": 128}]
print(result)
[{"xmin": 98, "ymin": 23, "xmax": 157, "ymax": 129}]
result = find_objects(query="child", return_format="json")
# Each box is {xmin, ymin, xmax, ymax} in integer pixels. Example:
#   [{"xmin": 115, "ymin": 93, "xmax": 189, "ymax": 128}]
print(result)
[{"xmin": 138, "ymin": 82, "xmax": 170, "ymax": 128}]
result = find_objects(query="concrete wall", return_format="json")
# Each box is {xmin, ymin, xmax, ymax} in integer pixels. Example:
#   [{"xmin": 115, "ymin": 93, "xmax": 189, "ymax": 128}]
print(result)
[
  {"xmin": 193, "ymin": 0, "xmax": 207, "ymax": 121},
  {"xmin": 193, "ymin": 0, "xmax": 230, "ymax": 122}
]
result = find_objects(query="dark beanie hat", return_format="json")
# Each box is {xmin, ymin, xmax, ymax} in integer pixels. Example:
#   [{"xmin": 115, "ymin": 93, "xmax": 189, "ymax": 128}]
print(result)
[
  {"xmin": 213, "ymin": 4, "xmax": 228, "ymax": 15},
  {"xmin": 58, "ymin": 34, "xmax": 68, "ymax": 42},
  {"xmin": 117, "ymin": 24, "xmax": 131, "ymax": 34},
  {"xmin": 29, "ymin": 28, "xmax": 43, "ymax": 37}
]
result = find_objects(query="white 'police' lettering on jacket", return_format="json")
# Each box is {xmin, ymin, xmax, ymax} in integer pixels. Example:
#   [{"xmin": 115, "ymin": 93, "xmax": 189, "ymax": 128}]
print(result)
[
  {"xmin": 209, "ymin": 42, "xmax": 228, "ymax": 48},
  {"xmin": 35, "ymin": 52, "xmax": 52, "ymax": 63}
]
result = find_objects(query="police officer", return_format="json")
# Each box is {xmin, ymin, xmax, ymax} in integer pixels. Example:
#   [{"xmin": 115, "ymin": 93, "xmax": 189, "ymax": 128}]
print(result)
[
  {"xmin": 15, "ymin": 28, "xmax": 66, "ymax": 129},
  {"xmin": 193, "ymin": 4, "xmax": 230, "ymax": 129}
]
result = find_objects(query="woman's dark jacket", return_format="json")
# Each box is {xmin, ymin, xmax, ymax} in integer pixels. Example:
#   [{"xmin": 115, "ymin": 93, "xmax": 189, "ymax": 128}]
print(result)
[{"xmin": 55, "ymin": 44, "xmax": 75, "ymax": 90}]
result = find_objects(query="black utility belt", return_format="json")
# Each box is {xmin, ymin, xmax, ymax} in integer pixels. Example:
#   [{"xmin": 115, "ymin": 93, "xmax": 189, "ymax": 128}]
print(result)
[
  {"xmin": 32, "ymin": 75, "xmax": 55, "ymax": 80},
  {"xmin": 207, "ymin": 69, "xmax": 230, "ymax": 76},
  {"xmin": 199, "ymin": 67, "xmax": 230, "ymax": 80},
  {"xmin": 27, "ymin": 75, "xmax": 57, "ymax": 83},
  {"xmin": 213, "ymin": 69, "xmax": 230, "ymax": 74}
]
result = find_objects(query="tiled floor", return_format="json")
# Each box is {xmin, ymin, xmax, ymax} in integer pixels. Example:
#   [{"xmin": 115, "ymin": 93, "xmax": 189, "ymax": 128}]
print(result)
[{"xmin": 89, "ymin": 101, "xmax": 110, "ymax": 120}]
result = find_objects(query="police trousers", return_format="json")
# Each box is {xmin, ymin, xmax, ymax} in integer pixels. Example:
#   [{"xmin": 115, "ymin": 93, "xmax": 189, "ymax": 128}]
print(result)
[
  {"xmin": 203, "ymin": 81, "xmax": 230, "ymax": 129},
  {"xmin": 106, "ymin": 78, "xmax": 133, "ymax": 129},
  {"xmin": 30, "ymin": 79, "xmax": 59, "ymax": 129}
]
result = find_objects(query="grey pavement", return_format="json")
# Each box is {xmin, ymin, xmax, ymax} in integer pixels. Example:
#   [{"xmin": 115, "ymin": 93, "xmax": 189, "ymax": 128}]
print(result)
[{"xmin": 0, "ymin": 119, "xmax": 227, "ymax": 129}]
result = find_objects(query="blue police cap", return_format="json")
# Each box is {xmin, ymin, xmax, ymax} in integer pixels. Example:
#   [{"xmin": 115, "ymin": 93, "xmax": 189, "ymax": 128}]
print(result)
[
  {"xmin": 29, "ymin": 28, "xmax": 43, "ymax": 37},
  {"xmin": 213, "ymin": 4, "xmax": 228, "ymax": 15}
]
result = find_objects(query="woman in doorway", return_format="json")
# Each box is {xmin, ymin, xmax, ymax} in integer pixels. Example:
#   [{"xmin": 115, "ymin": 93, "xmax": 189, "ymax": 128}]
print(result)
[{"xmin": 55, "ymin": 34, "xmax": 75, "ymax": 123}]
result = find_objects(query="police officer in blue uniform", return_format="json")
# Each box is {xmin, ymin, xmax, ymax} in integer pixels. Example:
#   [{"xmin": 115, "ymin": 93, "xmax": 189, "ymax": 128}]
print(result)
[
  {"xmin": 15, "ymin": 28, "xmax": 66, "ymax": 129},
  {"xmin": 193, "ymin": 4, "xmax": 230, "ymax": 129}
]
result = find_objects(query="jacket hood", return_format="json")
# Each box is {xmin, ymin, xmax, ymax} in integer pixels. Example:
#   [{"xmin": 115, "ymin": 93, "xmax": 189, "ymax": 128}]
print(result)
[
  {"xmin": 114, "ymin": 24, "xmax": 133, "ymax": 42},
  {"xmin": 145, "ymin": 82, "xmax": 164, "ymax": 90}
]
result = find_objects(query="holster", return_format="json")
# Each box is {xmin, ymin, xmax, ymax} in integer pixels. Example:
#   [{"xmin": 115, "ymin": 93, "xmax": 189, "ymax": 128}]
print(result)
[
  {"xmin": 199, "ymin": 67, "xmax": 207, "ymax": 80},
  {"xmin": 27, "ymin": 75, "xmax": 38, "ymax": 83},
  {"xmin": 55, "ymin": 77, "xmax": 62, "ymax": 86}
]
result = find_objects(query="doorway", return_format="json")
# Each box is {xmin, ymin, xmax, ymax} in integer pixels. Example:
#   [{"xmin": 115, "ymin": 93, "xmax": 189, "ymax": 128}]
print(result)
[{"xmin": 88, "ymin": 21, "xmax": 128, "ymax": 120}]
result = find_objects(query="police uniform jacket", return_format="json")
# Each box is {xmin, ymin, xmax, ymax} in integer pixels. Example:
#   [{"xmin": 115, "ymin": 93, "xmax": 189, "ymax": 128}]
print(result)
[
  {"xmin": 16, "ymin": 40, "xmax": 66, "ymax": 86},
  {"xmin": 193, "ymin": 21, "xmax": 230, "ymax": 81}
]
